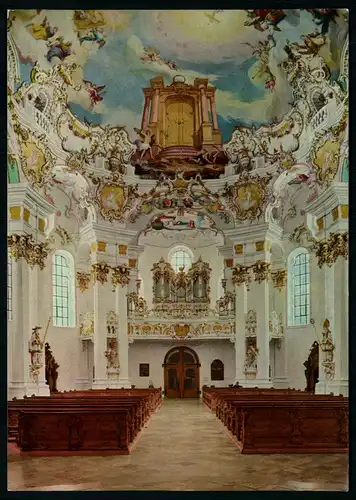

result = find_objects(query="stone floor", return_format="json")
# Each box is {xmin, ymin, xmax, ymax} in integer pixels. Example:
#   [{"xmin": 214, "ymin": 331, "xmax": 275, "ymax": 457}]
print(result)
[{"xmin": 8, "ymin": 399, "xmax": 349, "ymax": 491}]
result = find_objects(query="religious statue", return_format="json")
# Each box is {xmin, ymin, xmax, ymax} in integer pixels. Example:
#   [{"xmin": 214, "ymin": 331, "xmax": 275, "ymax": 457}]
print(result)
[
  {"xmin": 104, "ymin": 339, "xmax": 119, "ymax": 370},
  {"xmin": 45, "ymin": 342, "xmax": 59, "ymax": 393},
  {"xmin": 320, "ymin": 319, "xmax": 334, "ymax": 363},
  {"xmin": 303, "ymin": 341, "xmax": 319, "ymax": 393},
  {"xmin": 245, "ymin": 339, "xmax": 259, "ymax": 371},
  {"xmin": 29, "ymin": 326, "xmax": 44, "ymax": 367}
]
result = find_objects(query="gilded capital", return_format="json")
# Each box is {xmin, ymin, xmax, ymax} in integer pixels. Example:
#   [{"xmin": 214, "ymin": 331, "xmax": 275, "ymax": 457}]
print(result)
[
  {"xmin": 313, "ymin": 232, "xmax": 348, "ymax": 268},
  {"xmin": 91, "ymin": 262, "xmax": 110, "ymax": 285},
  {"xmin": 231, "ymin": 264, "xmax": 250, "ymax": 287},
  {"xmin": 251, "ymin": 260, "xmax": 271, "ymax": 283},
  {"xmin": 8, "ymin": 233, "xmax": 49, "ymax": 270},
  {"xmin": 271, "ymin": 269, "xmax": 287, "ymax": 291},
  {"xmin": 112, "ymin": 265, "xmax": 130, "ymax": 287},
  {"xmin": 76, "ymin": 271, "xmax": 91, "ymax": 292}
]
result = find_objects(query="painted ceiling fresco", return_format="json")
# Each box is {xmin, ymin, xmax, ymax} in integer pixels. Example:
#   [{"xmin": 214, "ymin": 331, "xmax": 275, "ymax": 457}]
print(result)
[{"xmin": 10, "ymin": 9, "xmax": 347, "ymax": 142}]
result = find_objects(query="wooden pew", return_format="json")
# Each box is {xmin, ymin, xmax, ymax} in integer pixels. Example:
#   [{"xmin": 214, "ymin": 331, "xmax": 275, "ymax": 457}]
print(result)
[
  {"xmin": 9, "ymin": 388, "xmax": 162, "ymax": 454},
  {"xmin": 202, "ymin": 387, "xmax": 348, "ymax": 454}
]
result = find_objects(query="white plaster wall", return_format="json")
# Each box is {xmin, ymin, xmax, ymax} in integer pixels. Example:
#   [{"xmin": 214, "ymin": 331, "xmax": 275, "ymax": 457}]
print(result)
[
  {"xmin": 285, "ymin": 325, "xmax": 316, "ymax": 389},
  {"xmin": 128, "ymin": 341, "xmax": 235, "ymax": 389},
  {"xmin": 138, "ymin": 244, "xmax": 224, "ymax": 309}
]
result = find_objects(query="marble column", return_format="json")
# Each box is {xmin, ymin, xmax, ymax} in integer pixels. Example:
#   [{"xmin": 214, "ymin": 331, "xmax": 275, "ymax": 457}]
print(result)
[
  {"xmin": 234, "ymin": 283, "xmax": 247, "ymax": 385},
  {"xmin": 209, "ymin": 96, "xmax": 219, "ymax": 130},
  {"xmin": 251, "ymin": 279, "xmax": 272, "ymax": 387},
  {"xmin": 141, "ymin": 95, "xmax": 151, "ymax": 130},
  {"xmin": 92, "ymin": 279, "xmax": 109, "ymax": 388},
  {"xmin": 116, "ymin": 283, "xmax": 131, "ymax": 388},
  {"xmin": 200, "ymin": 87, "xmax": 210, "ymax": 123},
  {"xmin": 150, "ymin": 89, "xmax": 160, "ymax": 124}
]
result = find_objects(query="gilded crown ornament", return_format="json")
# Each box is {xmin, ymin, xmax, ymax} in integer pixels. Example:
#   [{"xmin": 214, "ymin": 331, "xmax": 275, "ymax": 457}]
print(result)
[
  {"xmin": 313, "ymin": 232, "xmax": 348, "ymax": 268},
  {"xmin": 111, "ymin": 265, "xmax": 131, "ymax": 287},
  {"xmin": 76, "ymin": 271, "xmax": 91, "ymax": 292},
  {"xmin": 91, "ymin": 262, "xmax": 110, "ymax": 284}
]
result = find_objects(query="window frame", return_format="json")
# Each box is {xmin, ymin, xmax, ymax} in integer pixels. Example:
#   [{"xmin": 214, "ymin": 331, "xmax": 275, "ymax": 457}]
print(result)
[
  {"xmin": 287, "ymin": 247, "xmax": 310, "ymax": 327},
  {"xmin": 168, "ymin": 245, "xmax": 194, "ymax": 273},
  {"xmin": 211, "ymin": 359, "xmax": 224, "ymax": 381},
  {"xmin": 52, "ymin": 250, "xmax": 76, "ymax": 328}
]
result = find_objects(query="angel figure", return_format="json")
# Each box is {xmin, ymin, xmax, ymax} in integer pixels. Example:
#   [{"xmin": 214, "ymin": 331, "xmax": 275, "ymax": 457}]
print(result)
[
  {"xmin": 204, "ymin": 10, "xmax": 222, "ymax": 24},
  {"xmin": 46, "ymin": 37, "xmax": 72, "ymax": 62},
  {"xmin": 244, "ymin": 9, "xmax": 286, "ymax": 32},
  {"xmin": 27, "ymin": 16, "xmax": 58, "ymax": 40},
  {"xmin": 140, "ymin": 46, "xmax": 160, "ymax": 63},
  {"xmin": 83, "ymin": 80, "xmax": 106, "ymax": 108},
  {"xmin": 134, "ymin": 128, "xmax": 153, "ymax": 160},
  {"xmin": 78, "ymin": 27, "xmax": 106, "ymax": 48}
]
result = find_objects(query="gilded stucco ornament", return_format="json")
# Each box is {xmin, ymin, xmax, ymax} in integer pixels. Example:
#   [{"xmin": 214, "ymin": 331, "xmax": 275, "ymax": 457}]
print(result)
[
  {"xmin": 91, "ymin": 262, "xmax": 110, "ymax": 284},
  {"xmin": 222, "ymin": 171, "xmax": 272, "ymax": 223},
  {"xmin": 76, "ymin": 271, "xmax": 91, "ymax": 292},
  {"xmin": 251, "ymin": 260, "xmax": 271, "ymax": 283},
  {"xmin": 127, "ymin": 292, "xmax": 149, "ymax": 317},
  {"xmin": 312, "ymin": 232, "xmax": 348, "ymax": 268},
  {"xmin": 79, "ymin": 312, "xmax": 94, "ymax": 339},
  {"xmin": 245, "ymin": 310, "xmax": 257, "ymax": 337},
  {"xmin": 90, "ymin": 172, "xmax": 140, "ymax": 222},
  {"xmin": 271, "ymin": 269, "xmax": 287, "ymax": 291},
  {"xmin": 310, "ymin": 129, "xmax": 343, "ymax": 186},
  {"xmin": 232, "ymin": 265, "xmax": 251, "ymax": 289},
  {"xmin": 288, "ymin": 223, "xmax": 317, "ymax": 246},
  {"xmin": 8, "ymin": 234, "xmax": 49, "ymax": 270},
  {"xmin": 111, "ymin": 265, "xmax": 131, "ymax": 287}
]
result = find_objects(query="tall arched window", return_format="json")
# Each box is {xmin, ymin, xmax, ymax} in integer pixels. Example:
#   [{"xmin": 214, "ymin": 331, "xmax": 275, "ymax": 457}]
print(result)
[
  {"xmin": 7, "ymin": 249, "xmax": 12, "ymax": 321},
  {"xmin": 52, "ymin": 250, "xmax": 76, "ymax": 327},
  {"xmin": 169, "ymin": 247, "xmax": 193, "ymax": 272},
  {"xmin": 288, "ymin": 248, "xmax": 310, "ymax": 326},
  {"xmin": 211, "ymin": 359, "xmax": 224, "ymax": 381}
]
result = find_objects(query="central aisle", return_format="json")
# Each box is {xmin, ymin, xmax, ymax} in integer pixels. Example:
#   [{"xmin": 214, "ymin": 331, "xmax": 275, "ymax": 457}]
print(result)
[{"xmin": 8, "ymin": 399, "xmax": 348, "ymax": 491}]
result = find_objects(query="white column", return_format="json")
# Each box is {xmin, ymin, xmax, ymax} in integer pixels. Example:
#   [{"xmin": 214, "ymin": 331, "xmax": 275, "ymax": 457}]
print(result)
[
  {"xmin": 75, "ymin": 278, "xmax": 92, "ymax": 389},
  {"xmin": 251, "ymin": 279, "xmax": 272, "ymax": 387},
  {"xmin": 8, "ymin": 258, "xmax": 26, "ymax": 399},
  {"xmin": 234, "ymin": 283, "xmax": 246, "ymax": 384},
  {"xmin": 272, "ymin": 281, "xmax": 289, "ymax": 388},
  {"xmin": 92, "ymin": 280, "xmax": 109, "ymax": 388},
  {"xmin": 28, "ymin": 266, "xmax": 49, "ymax": 395},
  {"xmin": 116, "ymin": 284, "xmax": 131, "ymax": 387},
  {"xmin": 316, "ymin": 258, "xmax": 348, "ymax": 395}
]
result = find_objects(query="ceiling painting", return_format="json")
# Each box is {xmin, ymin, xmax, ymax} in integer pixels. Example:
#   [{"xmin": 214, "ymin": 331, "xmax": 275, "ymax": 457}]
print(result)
[{"xmin": 8, "ymin": 9, "xmax": 348, "ymax": 179}]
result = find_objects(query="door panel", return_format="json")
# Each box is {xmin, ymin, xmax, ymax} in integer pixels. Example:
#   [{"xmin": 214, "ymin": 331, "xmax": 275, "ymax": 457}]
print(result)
[
  {"xmin": 165, "ymin": 100, "xmax": 194, "ymax": 147},
  {"xmin": 164, "ymin": 347, "xmax": 199, "ymax": 398}
]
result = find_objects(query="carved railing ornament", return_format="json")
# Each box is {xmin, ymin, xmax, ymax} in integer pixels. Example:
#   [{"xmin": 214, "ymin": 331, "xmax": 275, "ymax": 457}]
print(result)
[
  {"xmin": 312, "ymin": 232, "xmax": 348, "ymax": 268},
  {"xmin": 8, "ymin": 234, "xmax": 49, "ymax": 270},
  {"xmin": 245, "ymin": 310, "xmax": 257, "ymax": 337},
  {"xmin": 76, "ymin": 271, "xmax": 91, "ymax": 292},
  {"xmin": 271, "ymin": 270, "xmax": 287, "ymax": 291},
  {"xmin": 91, "ymin": 262, "xmax": 110, "ymax": 285},
  {"xmin": 251, "ymin": 260, "xmax": 271, "ymax": 283},
  {"xmin": 111, "ymin": 265, "xmax": 130, "ymax": 287},
  {"xmin": 128, "ymin": 321, "xmax": 234, "ymax": 340}
]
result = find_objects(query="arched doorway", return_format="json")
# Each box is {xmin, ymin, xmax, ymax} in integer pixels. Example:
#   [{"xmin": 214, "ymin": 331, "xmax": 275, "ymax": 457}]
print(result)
[
  {"xmin": 163, "ymin": 346, "xmax": 200, "ymax": 398},
  {"xmin": 165, "ymin": 97, "xmax": 195, "ymax": 147}
]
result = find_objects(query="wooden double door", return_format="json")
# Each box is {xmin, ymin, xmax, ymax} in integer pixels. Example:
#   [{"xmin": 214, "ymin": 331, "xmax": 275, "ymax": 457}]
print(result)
[{"xmin": 164, "ymin": 347, "xmax": 200, "ymax": 398}]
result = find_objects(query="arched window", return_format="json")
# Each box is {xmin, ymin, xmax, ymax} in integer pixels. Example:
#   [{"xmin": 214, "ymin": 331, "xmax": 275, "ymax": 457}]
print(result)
[
  {"xmin": 288, "ymin": 248, "xmax": 310, "ymax": 326},
  {"xmin": 52, "ymin": 250, "xmax": 76, "ymax": 327},
  {"xmin": 169, "ymin": 248, "xmax": 192, "ymax": 272},
  {"xmin": 7, "ymin": 249, "xmax": 12, "ymax": 321},
  {"xmin": 211, "ymin": 359, "xmax": 224, "ymax": 381}
]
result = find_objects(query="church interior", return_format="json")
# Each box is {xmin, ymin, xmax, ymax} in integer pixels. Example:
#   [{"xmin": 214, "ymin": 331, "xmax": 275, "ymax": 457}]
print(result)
[{"xmin": 7, "ymin": 9, "xmax": 348, "ymax": 491}]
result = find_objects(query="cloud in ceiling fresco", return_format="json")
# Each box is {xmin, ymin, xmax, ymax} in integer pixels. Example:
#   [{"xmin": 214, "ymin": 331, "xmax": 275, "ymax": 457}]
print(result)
[{"xmin": 9, "ymin": 9, "xmax": 348, "ymax": 141}]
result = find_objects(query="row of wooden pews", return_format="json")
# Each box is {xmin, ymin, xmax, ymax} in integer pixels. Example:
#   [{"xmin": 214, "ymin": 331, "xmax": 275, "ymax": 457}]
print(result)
[
  {"xmin": 8, "ymin": 388, "xmax": 162, "ymax": 456},
  {"xmin": 202, "ymin": 386, "xmax": 348, "ymax": 454}
]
